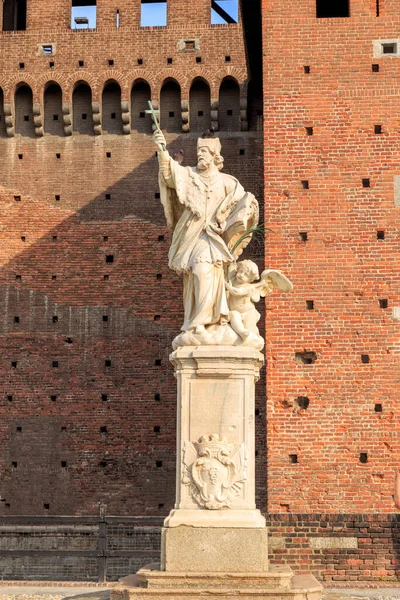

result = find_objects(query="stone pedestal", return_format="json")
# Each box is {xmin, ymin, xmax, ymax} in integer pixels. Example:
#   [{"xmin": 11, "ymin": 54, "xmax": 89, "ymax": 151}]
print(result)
[
  {"xmin": 166, "ymin": 346, "xmax": 265, "ymax": 532},
  {"xmin": 111, "ymin": 347, "xmax": 323, "ymax": 600}
]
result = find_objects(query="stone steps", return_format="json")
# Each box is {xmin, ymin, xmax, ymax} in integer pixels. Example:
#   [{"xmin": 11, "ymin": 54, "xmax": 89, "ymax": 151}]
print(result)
[{"xmin": 112, "ymin": 566, "xmax": 323, "ymax": 600}]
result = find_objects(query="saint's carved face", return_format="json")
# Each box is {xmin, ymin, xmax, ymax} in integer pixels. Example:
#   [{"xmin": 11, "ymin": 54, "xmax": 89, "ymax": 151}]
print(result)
[{"xmin": 197, "ymin": 146, "xmax": 214, "ymax": 171}]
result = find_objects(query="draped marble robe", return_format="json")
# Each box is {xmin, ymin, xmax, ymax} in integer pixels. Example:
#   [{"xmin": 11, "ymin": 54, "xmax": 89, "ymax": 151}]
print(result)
[{"xmin": 159, "ymin": 155, "xmax": 250, "ymax": 332}]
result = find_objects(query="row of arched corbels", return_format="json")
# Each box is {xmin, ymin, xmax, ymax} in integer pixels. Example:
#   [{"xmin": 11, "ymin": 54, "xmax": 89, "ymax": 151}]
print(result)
[
  {"xmin": 0, "ymin": 66, "xmax": 248, "ymax": 102},
  {"xmin": 0, "ymin": 68, "xmax": 249, "ymax": 137}
]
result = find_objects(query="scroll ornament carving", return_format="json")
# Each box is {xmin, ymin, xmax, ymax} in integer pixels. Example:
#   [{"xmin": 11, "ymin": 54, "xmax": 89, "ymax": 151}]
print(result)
[{"xmin": 182, "ymin": 434, "xmax": 247, "ymax": 510}]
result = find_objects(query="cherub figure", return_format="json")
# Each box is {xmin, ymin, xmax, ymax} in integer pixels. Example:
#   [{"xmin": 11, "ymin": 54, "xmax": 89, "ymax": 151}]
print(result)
[{"xmin": 225, "ymin": 260, "xmax": 293, "ymax": 340}]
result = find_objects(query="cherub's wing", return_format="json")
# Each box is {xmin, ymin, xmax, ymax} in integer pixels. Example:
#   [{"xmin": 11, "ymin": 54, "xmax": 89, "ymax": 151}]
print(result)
[{"xmin": 254, "ymin": 270, "xmax": 293, "ymax": 297}]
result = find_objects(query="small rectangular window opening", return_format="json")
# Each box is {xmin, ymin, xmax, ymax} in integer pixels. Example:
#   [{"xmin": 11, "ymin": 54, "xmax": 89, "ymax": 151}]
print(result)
[
  {"xmin": 71, "ymin": 0, "xmax": 96, "ymax": 29},
  {"xmin": 374, "ymin": 125, "xmax": 382, "ymax": 134},
  {"xmin": 304, "ymin": 66, "xmax": 310, "ymax": 74},
  {"xmin": 116, "ymin": 9, "xmax": 120, "ymax": 27},
  {"xmin": 377, "ymin": 229, "xmax": 385, "ymax": 240},
  {"xmin": 382, "ymin": 43, "xmax": 397, "ymax": 54},
  {"xmin": 316, "ymin": 0, "xmax": 349, "ymax": 18},
  {"xmin": 211, "ymin": 0, "xmax": 238, "ymax": 25},
  {"xmin": 289, "ymin": 454, "xmax": 298, "ymax": 464},
  {"xmin": 379, "ymin": 299, "xmax": 388, "ymax": 309},
  {"xmin": 362, "ymin": 178, "xmax": 370, "ymax": 188},
  {"xmin": 372, "ymin": 63, "xmax": 380, "ymax": 72},
  {"xmin": 141, "ymin": 0, "xmax": 167, "ymax": 27},
  {"xmin": 42, "ymin": 45, "xmax": 53, "ymax": 55}
]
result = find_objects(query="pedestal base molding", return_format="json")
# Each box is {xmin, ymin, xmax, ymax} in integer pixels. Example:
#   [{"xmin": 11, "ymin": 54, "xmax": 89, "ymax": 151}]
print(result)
[
  {"xmin": 161, "ymin": 527, "xmax": 268, "ymax": 573},
  {"xmin": 112, "ymin": 565, "xmax": 323, "ymax": 600}
]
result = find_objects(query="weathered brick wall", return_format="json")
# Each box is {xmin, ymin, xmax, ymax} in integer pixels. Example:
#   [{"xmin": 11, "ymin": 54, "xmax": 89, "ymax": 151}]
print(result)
[
  {"xmin": 263, "ymin": 0, "xmax": 400, "ymax": 515},
  {"xmin": 267, "ymin": 514, "xmax": 400, "ymax": 583},
  {"xmin": 0, "ymin": 0, "xmax": 265, "ymax": 518}
]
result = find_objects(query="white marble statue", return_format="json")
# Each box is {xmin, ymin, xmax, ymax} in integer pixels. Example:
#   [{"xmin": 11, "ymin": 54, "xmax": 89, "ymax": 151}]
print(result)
[
  {"xmin": 226, "ymin": 260, "xmax": 293, "ymax": 341},
  {"xmin": 154, "ymin": 131, "xmax": 291, "ymax": 349}
]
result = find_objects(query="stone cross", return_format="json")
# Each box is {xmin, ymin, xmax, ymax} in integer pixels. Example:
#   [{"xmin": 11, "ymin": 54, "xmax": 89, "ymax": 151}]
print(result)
[{"xmin": 145, "ymin": 101, "xmax": 166, "ymax": 150}]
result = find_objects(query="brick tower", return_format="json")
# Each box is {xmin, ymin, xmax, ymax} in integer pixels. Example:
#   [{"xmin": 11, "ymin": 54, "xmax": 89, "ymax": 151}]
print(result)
[{"xmin": 263, "ymin": 0, "xmax": 400, "ymax": 583}]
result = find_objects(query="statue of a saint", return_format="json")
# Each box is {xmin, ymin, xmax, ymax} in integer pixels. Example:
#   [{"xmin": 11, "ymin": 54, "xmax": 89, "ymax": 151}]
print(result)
[{"xmin": 154, "ymin": 130, "xmax": 260, "ymax": 348}]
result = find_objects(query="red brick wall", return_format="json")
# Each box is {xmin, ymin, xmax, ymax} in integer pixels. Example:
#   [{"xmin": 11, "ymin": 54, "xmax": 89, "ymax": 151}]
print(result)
[
  {"xmin": 0, "ymin": 1, "xmax": 265, "ymax": 517},
  {"xmin": 267, "ymin": 514, "xmax": 400, "ymax": 583},
  {"xmin": 263, "ymin": 0, "xmax": 400, "ymax": 514}
]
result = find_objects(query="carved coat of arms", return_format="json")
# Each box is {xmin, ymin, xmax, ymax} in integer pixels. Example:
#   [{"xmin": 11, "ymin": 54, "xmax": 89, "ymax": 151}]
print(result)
[{"xmin": 182, "ymin": 434, "xmax": 247, "ymax": 510}]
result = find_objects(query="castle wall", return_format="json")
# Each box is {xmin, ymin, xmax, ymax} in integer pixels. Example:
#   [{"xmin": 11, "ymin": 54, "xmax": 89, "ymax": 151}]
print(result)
[
  {"xmin": 263, "ymin": 0, "xmax": 400, "ymax": 522},
  {"xmin": 0, "ymin": 0, "xmax": 265, "ymax": 519}
]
